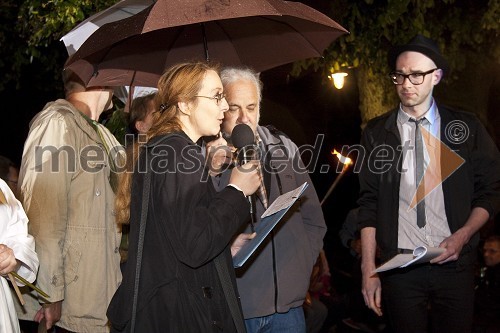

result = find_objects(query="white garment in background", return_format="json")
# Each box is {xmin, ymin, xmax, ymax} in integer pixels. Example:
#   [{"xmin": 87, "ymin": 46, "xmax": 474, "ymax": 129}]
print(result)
[{"xmin": 0, "ymin": 179, "xmax": 38, "ymax": 333}]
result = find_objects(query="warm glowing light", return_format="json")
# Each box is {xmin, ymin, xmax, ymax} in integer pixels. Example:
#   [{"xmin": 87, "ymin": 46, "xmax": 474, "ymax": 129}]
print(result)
[
  {"xmin": 320, "ymin": 149, "xmax": 353, "ymax": 205},
  {"xmin": 332, "ymin": 149, "xmax": 353, "ymax": 165},
  {"xmin": 330, "ymin": 72, "xmax": 348, "ymax": 89}
]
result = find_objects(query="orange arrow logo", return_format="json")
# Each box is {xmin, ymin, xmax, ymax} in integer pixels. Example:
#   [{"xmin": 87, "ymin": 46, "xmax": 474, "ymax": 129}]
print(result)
[{"xmin": 408, "ymin": 126, "xmax": 465, "ymax": 209}]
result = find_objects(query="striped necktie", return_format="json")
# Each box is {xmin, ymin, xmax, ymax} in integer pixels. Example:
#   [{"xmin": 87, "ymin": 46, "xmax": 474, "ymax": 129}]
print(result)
[{"xmin": 255, "ymin": 134, "xmax": 268, "ymax": 209}]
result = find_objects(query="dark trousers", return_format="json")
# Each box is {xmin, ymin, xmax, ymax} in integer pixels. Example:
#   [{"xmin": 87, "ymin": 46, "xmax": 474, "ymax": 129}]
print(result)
[{"xmin": 381, "ymin": 261, "xmax": 474, "ymax": 333}]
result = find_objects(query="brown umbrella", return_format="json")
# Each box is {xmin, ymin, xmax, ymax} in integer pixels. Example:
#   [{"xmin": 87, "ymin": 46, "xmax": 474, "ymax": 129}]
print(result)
[{"xmin": 65, "ymin": 0, "xmax": 348, "ymax": 88}]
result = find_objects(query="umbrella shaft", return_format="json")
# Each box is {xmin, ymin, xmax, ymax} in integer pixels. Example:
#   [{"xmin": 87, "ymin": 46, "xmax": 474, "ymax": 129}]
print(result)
[{"xmin": 201, "ymin": 23, "xmax": 209, "ymax": 62}]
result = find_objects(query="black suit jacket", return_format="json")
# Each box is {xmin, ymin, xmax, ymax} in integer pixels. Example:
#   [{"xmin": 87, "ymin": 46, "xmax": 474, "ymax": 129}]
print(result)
[{"xmin": 357, "ymin": 105, "xmax": 500, "ymax": 265}]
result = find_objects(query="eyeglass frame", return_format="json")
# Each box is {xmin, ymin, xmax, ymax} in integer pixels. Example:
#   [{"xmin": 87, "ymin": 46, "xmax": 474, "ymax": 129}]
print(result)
[
  {"xmin": 194, "ymin": 92, "xmax": 226, "ymax": 105},
  {"xmin": 389, "ymin": 68, "xmax": 438, "ymax": 85}
]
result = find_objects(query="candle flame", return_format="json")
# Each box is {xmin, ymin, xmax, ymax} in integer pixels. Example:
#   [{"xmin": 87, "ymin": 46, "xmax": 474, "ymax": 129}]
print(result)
[{"xmin": 332, "ymin": 149, "xmax": 352, "ymax": 165}]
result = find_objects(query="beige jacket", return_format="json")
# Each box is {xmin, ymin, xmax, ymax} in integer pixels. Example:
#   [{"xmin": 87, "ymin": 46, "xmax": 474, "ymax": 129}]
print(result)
[{"xmin": 17, "ymin": 99, "xmax": 123, "ymax": 332}]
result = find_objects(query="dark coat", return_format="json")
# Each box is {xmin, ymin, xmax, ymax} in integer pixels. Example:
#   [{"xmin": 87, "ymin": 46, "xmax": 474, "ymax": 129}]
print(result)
[
  {"xmin": 357, "ymin": 105, "xmax": 500, "ymax": 264},
  {"xmin": 107, "ymin": 132, "xmax": 249, "ymax": 333}
]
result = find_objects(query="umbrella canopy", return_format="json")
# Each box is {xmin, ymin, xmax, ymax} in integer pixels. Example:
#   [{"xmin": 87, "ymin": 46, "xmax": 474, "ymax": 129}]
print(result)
[
  {"xmin": 65, "ymin": 0, "xmax": 348, "ymax": 88},
  {"xmin": 61, "ymin": 0, "xmax": 159, "ymax": 103},
  {"xmin": 60, "ymin": 0, "xmax": 155, "ymax": 56}
]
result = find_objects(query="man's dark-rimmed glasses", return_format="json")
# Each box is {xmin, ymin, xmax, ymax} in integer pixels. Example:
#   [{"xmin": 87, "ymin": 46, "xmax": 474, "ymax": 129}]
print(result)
[{"xmin": 389, "ymin": 68, "xmax": 438, "ymax": 85}]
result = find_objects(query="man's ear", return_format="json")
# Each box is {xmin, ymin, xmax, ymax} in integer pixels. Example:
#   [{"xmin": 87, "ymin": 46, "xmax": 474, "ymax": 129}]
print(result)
[
  {"xmin": 433, "ymin": 69, "xmax": 443, "ymax": 85},
  {"xmin": 177, "ymin": 101, "xmax": 191, "ymax": 116}
]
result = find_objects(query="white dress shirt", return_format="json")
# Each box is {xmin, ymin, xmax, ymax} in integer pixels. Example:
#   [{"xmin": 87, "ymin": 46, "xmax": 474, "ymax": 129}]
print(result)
[{"xmin": 397, "ymin": 99, "xmax": 451, "ymax": 249}]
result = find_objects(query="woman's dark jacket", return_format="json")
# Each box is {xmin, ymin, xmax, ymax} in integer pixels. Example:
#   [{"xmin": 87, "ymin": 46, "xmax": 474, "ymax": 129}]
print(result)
[{"xmin": 107, "ymin": 133, "xmax": 249, "ymax": 332}]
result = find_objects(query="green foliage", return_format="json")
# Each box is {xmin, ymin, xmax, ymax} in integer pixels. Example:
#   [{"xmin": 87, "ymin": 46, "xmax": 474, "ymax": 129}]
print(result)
[
  {"xmin": 0, "ymin": 0, "xmax": 117, "ymax": 91},
  {"xmin": 18, "ymin": 0, "xmax": 114, "ymax": 49},
  {"xmin": 292, "ymin": 0, "xmax": 500, "ymax": 120},
  {"xmin": 102, "ymin": 106, "xmax": 129, "ymax": 146},
  {"xmin": 0, "ymin": 1, "xmax": 26, "ymax": 90},
  {"xmin": 295, "ymin": 0, "xmax": 499, "ymax": 79}
]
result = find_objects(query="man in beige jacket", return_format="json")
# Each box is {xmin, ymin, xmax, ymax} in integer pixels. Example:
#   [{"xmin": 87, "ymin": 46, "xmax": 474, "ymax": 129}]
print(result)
[{"xmin": 16, "ymin": 69, "xmax": 124, "ymax": 332}]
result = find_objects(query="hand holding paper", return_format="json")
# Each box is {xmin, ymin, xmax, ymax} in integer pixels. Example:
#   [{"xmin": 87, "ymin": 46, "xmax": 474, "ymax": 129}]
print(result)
[
  {"xmin": 373, "ymin": 246, "xmax": 445, "ymax": 274},
  {"xmin": 231, "ymin": 232, "xmax": 256, "ymax": 257},
  {"xmin": 232, "ymin": 182, "xmax": 308, "ymax": 268}
]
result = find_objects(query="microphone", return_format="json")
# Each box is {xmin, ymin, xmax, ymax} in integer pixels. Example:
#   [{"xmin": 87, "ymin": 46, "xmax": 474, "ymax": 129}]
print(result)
[
  {"xmin": 232, "ymin": 124, "xmax": 256, "ymax": 164},
  {"xmin": 232, "ymin": 124, "xmax": 268, "ymax": 207},
  {"xmin": 231, "ymin": 124, "xmax": 258, "ymax": 231}
]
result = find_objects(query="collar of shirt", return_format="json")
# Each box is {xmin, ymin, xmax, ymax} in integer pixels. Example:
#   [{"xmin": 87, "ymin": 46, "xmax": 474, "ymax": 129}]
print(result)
[{"xmin": 397, "ymin": 98, "xmax": 438, "ymax": 126}]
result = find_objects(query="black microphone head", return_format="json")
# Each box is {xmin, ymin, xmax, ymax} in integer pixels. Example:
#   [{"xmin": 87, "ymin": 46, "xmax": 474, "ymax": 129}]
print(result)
[{"xmin": 231, "ymin": 124, "xmax": 255, "ymax": 149}]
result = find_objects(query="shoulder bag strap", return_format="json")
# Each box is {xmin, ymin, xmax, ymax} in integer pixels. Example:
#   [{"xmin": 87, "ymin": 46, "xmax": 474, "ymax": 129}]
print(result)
[
  {"xmin": 214, "ymin": 255, "xmax": 246, "ymax": 333},
  {"xmin": 130, "ymin": 151, "xmax": 152, "ymax": 333}
]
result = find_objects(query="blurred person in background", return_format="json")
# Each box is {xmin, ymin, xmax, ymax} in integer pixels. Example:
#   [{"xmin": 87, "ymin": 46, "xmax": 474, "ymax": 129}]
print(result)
[
  {"xmin": 120, "ymin": 92, "xmax": 157, "ymax": 265},
  {"xmin": 17, "ymin": 69, "xmax": 124, "ymax": 332},
  {"xmin": 127, "ymin": 92, "xmax": 156, "ymax": 137},
  {"xmin": 473, "ymin": 235, "xmax": 500, "ymax": 333},
  {"xmin": 0, "ymin": 155, "xmax": 20, "ymax": 197}
]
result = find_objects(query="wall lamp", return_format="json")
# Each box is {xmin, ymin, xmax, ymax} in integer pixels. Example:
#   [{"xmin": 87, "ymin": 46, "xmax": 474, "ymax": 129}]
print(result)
[{"xmin": 328, "ymin": 71, "xmax": 348, "ymax": 89}]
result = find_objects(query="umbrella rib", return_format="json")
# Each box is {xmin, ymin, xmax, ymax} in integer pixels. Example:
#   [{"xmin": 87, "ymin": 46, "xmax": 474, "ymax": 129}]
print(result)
[
  {"xmin": 212, "ymin": 21, "xmax": 242, "ymax": 65},
  {"xmin": 90, "ymin": 35, "xmax": 135, "ymax": 85},
  {"xmin": 213, "ymin": 15, "xmax": 332, "ymax": 68},
  {"xmin": 161, "ymin": 26, "xmax": 190, "ymax": 71},
  {"xmin": 260, "ymin": 15, "xmax": 328, "ymax": 55}
]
